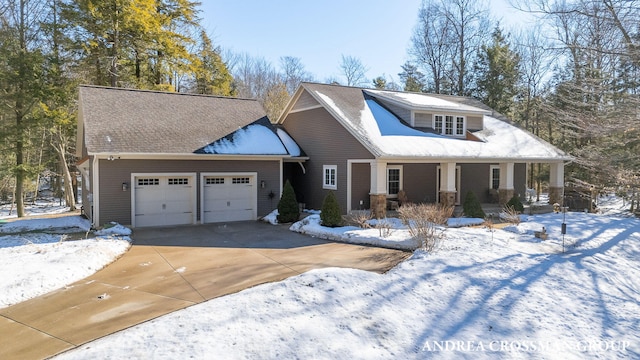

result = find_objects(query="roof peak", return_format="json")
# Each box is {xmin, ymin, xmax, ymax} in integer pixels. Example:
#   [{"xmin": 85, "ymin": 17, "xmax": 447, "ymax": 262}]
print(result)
[{"xmin": 79, "ymin": 84, "xmax": 258, "ymax": 102}]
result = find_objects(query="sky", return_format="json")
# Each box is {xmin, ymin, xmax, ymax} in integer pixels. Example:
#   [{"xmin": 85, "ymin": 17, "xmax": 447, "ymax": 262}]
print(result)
[{"xmin": 199, "ymin": 0, "xmax": 532, "ymax": 85}]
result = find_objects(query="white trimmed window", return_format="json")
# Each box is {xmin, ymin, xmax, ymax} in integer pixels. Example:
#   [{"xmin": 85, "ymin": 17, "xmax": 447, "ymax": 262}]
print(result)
[
  {"xmin": 455, "ymin": 116, "xmax": 465, "ymax": 136},
  {"xmin": 323, "ymin": 165, "xmax": 337, "ymax": 190},
  {"xmin": 387, "ymin": 166, "xmax": 403, "ymax": 198},
  {"xmin": 434, "ymin": 115, "xmax": 443, "ymax": 133},
  {"xmin": 490, "ymin": 165, "xmax": 500, "ymax": 190},
  {"xmin": 434, "ymin": 114, "xmax": 466, "ymax": 137}
]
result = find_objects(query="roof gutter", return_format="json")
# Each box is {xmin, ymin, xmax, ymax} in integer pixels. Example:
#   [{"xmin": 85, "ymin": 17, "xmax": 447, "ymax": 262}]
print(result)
[{"xmin": 88, "ymin": 152, "xmax": 294, "ymax": 161}]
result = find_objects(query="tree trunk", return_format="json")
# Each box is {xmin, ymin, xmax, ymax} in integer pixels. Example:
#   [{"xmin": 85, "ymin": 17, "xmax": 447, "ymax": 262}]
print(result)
[{"xmin": 53, "ymin": 132, "xmax": 76, "ymax": 210}]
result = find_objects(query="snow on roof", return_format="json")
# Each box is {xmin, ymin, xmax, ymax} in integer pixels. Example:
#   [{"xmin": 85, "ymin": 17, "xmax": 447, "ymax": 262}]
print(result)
[
  {"xmin": 366, "ymin": 89, "xmax": 490, "ymax": 114},
  {"xmin": 199, "ymin": 124, "xmax": 288, "ymax": 155},
  {"xmin": 276, "ymin": 128, "xmax": 301, "ymax": 157},
  {"xmin": 316, "ymin": 90, "xmax": 569, "ymax": 161}
]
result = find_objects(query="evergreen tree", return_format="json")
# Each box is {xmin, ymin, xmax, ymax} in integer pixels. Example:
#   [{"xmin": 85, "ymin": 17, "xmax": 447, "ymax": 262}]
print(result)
[
  {"xmin": 506, "ymin": 195, "xmax": 524, "ymax": 213},
  {"xmin": 277, "ymin": 180, "xmax": 299, "ymax": 223},
  {"xmin": 475, "ymin": 27, "xmax": 520, "ymax": 116},
  {"xmin": 191, "ymin": 30, "xmax": 234, "ymax": 96},
  {"xmin": 320, "ymin": 191, "xmax": 342, "ymax": 227},
  {"xmin": 398, "ymin": 62, "xmax": 426, "ymax": 92},
  {"xmin": 373, "ymin": 76, "xmax": 387, "ymax": 89},
  {"xmin": 463, "ymin": 191, "xmax": 485, "ymax": 218},
  {"xmin": 0, "ymin": 0, "xmax": 47, "ymax": 217}
]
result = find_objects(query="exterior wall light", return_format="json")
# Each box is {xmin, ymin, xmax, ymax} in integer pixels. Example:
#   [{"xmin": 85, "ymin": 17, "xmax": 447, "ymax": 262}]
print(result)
[{"xmin": 122, "ymin": 182, "xmax": 129, "ymax": 191}]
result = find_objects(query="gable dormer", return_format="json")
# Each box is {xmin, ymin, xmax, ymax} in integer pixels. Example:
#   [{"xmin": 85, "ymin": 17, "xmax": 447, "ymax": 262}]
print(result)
[{"xmin": 364, "ymin": 89, "xmax": 491, "ymax": 138}]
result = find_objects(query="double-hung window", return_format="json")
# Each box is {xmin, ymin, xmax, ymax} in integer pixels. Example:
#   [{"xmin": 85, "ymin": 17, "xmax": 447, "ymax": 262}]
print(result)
[
  {"xmin": 490, "ymin": 165, "xmax": 500, "ymax": 190},
  {"xmin": 387, "ymin": 166, "xmax": 403, "ymax": 198},
  {"xmin": 445, "ymin": 115, "xmax": 454, "ymax": 135},
  {"xmin": 323, "ymin": 165, "xmax": 337, "ymax": 190}
]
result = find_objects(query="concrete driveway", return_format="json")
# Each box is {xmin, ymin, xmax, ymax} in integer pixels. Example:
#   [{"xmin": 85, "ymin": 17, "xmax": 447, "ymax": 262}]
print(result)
[{"xmin": 0, "ymin": 221, "xmax": 409, "ymax": 359}]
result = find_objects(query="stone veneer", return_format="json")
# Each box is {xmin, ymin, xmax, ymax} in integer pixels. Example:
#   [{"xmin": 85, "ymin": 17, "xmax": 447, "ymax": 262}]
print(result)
[
  {"xmin": 439, "ymin": 191, "xmax": 457, "ymax": 208},
  {"xmin": 498, "ymin": 189, "xmax": 515, "ymax": 206},
  {"xmin": 549, "ymin": 186, "xmax": 563, "ymax": 205},
  {"xmin": 370, "ymin": 194, "xmax": 387, "ymax": 219}
]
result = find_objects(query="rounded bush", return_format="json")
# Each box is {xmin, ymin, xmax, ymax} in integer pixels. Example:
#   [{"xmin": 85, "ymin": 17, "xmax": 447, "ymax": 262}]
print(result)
[
  {"xmin": 463, "ymin": 190, "xmax": 486, "ymax": 218},
  {"xmin": 277, "ymin": 180, "xmax": 300, "ymax": 223},
  {"xmin": 506, "ymin": 194, "xmax": 524, "ymax": 213},
  {"xmin": 320, "ymin": 191, "xmax": 343, "ymax": 227}
]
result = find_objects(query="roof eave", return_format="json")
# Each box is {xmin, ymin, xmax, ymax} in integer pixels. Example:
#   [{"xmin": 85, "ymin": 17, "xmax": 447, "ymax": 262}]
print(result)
[{"xmin": 88, "ymin": 152, "xmax": 292, "ymax": 161}]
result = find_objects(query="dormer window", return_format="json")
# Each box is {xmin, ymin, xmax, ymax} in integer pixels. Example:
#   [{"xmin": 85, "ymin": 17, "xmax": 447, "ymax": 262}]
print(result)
[{"xmin": 434, "ymin": 114, "xmax": 465, "ymax": 137}]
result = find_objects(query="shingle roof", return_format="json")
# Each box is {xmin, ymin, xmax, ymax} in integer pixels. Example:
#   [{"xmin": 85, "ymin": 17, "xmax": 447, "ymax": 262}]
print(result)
[
  {"xmin": 79, "ymin": 86, "xmax": 276, "ymax": 154},
  {"xmin": 293, "ymin": 82, "xmax": 571, "ymax": 162}
]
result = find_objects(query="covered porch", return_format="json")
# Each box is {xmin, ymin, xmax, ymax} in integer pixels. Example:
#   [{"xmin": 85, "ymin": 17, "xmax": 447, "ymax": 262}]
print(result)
[{"xmin": 361, "ymin": 159, "xmax": 566, "ymax": 219}]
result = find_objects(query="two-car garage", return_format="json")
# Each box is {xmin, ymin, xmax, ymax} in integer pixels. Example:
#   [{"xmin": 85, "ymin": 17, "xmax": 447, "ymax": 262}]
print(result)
[{"xmin": 132, "ymin": 172, "xmax": 257, "ymax": 228}]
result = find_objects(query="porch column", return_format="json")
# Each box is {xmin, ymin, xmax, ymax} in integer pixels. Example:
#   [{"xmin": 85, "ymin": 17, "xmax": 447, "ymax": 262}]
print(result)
[
  {"xmin": 369, "ymin": 160, "xmax": 387, "ymax": 218},
  {"xmin": 498, "ymin": 162, "xmax": 515, "ymax": 205},
  {"xmin": 549, "ymin": 162, "xmax": 564, "ymax": 205},
  {"xmin": 439, "ymin": 162, "xmax": 457, "ymax": 208}
]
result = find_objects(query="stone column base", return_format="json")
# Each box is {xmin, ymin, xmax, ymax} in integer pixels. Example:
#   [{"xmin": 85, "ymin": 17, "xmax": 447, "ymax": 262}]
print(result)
[
  {"xmin": 439, "ymin": 191, "xmax": 457, "ymax": 208},
  {"xmin": 549, "ymin": 186, "xmax": 563, "ymax": 205},
  {"xmin": 370, "ymin": 194, "xmax": 387, "ymax": 219},
  {"xmin": 498, "ymin": 189, "xmax": 515, "ymax": 206}
]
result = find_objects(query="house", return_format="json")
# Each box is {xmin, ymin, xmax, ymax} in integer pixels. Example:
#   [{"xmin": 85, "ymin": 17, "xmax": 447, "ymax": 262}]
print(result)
[
  {"xmin": 76, "ymin": 85, "xmax": 304, "ymax": 228},
  {"xmin": 277, "ymin": 83, "xmax": 571, "ymax": 217}
]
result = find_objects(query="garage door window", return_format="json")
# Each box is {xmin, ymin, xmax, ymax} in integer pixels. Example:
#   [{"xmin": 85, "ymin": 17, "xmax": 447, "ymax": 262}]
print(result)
[
  {"xmin": 232, "ymin": 177, "xmax": 250, "ymax": 184},
  {"xmin": 138, "ymin": 178, "xmax": 159, "ymax": 186},
  {"xmin": 168, "ymin": 178, "xmax": 189, "ymax": 185},
  {"xmin": 206, "ymin": 178, "xmax": 224, "ymax": 184}
]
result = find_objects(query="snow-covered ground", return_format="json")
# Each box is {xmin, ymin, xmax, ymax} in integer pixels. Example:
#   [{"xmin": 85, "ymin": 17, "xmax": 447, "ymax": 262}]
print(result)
[
  {"xmin": 0, "ymin": 202, "xmax": 131, "ymax": 308},
  {"xmin": 47, "ymin": 195, "xmax": 639, "ymax": 359}
]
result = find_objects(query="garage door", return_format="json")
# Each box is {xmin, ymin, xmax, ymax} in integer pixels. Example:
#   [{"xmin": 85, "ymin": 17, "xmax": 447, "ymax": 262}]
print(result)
[
  {"xmin": 202, "ymin": 174, "xmax": 256, "ymax": 223},
  {"xmin": 134, "ymin": 175, "xmax": 195, "ymax": 227}
]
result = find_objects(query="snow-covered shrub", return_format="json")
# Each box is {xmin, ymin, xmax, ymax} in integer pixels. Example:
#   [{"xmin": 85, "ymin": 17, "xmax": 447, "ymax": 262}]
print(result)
[
  {"xmin": 398, "ymin": 203, "xmax": 453, "ymax": 252},
  {"xmin": 463, "ymin": 190, "xmax": 486, "ymax": 218},
  {"xmin": 375, "ymin": 219, "xmax": 393, "ymax": 238},
  {"xmin": 277, "ymin": 180, "xmax": 299, "ymax": 223},
  {"xmin": 320, "ymin": 191, "xmax": 342, "ymax": 227}
]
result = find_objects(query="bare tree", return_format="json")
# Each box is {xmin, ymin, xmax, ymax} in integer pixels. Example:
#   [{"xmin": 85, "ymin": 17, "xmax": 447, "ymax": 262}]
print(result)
[
  {"xmin": 409, "ymin": 0, "xmax": 491, "ymax": 96},
  {"xmin": 339, "ymin": 54, "xmax": 368, "ymax": 87},
  {"xmin": 410, "ymin": 0, "xmax": 454, "ymax": 93},
  {"xmin": 280, "ymin": 56, "xmax": 314, "ymax": 94}
]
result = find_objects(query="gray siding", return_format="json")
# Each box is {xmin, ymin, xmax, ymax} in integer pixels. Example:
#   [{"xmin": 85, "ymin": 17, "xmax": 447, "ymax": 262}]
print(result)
[
  {"xmin": 97, "ymin": 159, "xmax": 280, "ymax": 226},
  {"xmin": 467, "ymin": 115, "xmax": 483, "ymax": 131},
  {"xmin": 282, "ymin": 107, "xmax": 374, "ymax": 212},
  {"xmin": 291, "ymin": 90, "xmax": 320, "ymax": 111},
  {"xmin": 459, "ymin": 163, "xmax": 491, "ymax": 202},
  {"xmin": 458, "ymin": 163, "xmax": 527, "ymax": 203},
  {"xmin": 377, "ymin": 99, "xmax": 411, "ymax": 124},
  {"xmin": 414, "ymin": 112, "xmax": 433, "ymax": 128},
  {"xmin": 399, "ymin": 163, "xmax": 439, "ymax": 204}
]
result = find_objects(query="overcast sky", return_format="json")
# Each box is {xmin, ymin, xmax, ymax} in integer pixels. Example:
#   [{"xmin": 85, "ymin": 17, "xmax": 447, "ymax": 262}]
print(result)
[{"xmin": 200, "ymin": 0, "xmax": 532, "ymax": 84}]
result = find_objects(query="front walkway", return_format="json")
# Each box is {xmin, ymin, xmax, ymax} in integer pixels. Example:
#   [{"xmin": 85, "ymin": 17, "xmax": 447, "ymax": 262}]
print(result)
[{"xmin": 0, "ymin": 221, "xmax": 409, "ymax": 359}]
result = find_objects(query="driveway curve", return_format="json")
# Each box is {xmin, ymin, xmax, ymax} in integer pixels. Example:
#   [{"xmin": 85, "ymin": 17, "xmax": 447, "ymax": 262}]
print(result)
[{"xmin": 0, "ymin": 221, "xmax": 409, "ymax": 359}]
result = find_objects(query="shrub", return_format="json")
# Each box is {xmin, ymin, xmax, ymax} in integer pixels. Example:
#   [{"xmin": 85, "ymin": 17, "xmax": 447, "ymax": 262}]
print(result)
[
  {"xmin": 398, "ymin": 203, "xmax": 453, "ymax": 252},
  {"xmin": 347, "ymin": 210, "xmax": 371, "ymax": 229},
  {"xmin": 501, "ymin": 205, "xmax": 521, "ymax": 224},
  {"xmin": 463, "ymin": 190, "xmax": 485, "ymax": 218},
  {"xmin": 277, "ymin": 180, "xmax": 299, "ymax": 223},
  {"xmin": 506, "ymin": 194, "xmax": 524, "ymax": 213},
  {"xmin": 320, "ymin": 191, "xmax": 343, "ymax": 227}
]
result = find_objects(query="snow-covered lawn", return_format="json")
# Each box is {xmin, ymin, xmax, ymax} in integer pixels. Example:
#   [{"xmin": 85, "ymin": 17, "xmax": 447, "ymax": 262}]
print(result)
[
  {"xmin": 0, "ymin": 203, "xmax": 131, "ymax": 309},
  {"xmin": 49, "ymin": 197, "xmax": 639, "ymax": 359}
]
